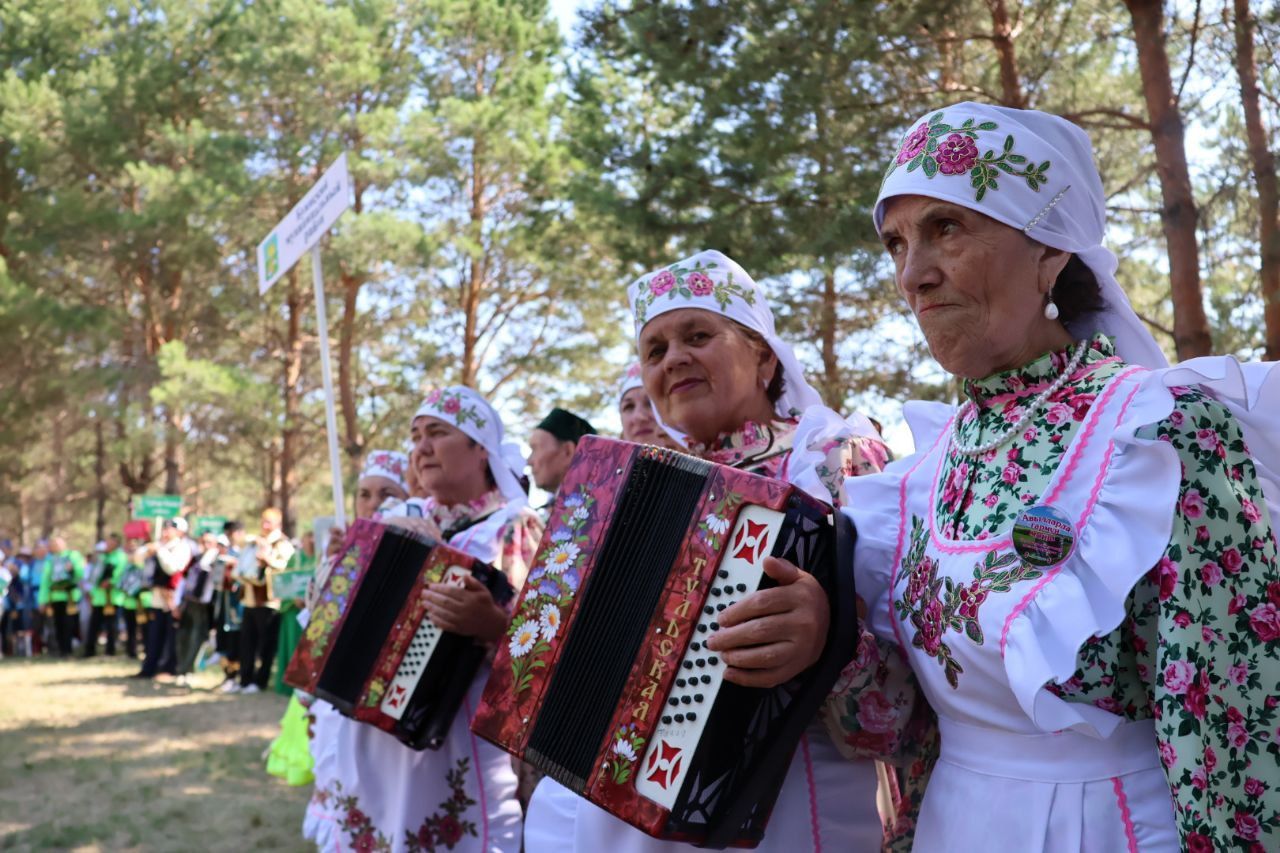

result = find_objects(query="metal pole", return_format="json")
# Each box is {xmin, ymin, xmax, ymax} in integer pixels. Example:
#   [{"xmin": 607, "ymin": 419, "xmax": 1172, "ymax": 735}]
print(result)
[{"xmin": 310, "ymin": 245, "xmax": 348, "ymax": 529}]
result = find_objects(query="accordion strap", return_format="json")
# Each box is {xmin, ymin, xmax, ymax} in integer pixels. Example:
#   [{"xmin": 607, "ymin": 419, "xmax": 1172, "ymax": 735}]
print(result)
[{"xmin": 442, "ymin": 509, "xmax": 499, "ymax": 543}]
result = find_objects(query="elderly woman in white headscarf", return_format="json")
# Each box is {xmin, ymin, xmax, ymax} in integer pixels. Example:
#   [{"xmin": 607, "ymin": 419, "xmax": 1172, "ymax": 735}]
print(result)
[
  {"xmin": 832, "ymin": 103, "xmax": 1280, "ymax": 851},
  {"xmin": 525, "ymin": 250, "xmax": 925, "ymax": 852},
  {"xmin": 303, "ymin": 392, "xmax": 543, "ymax": 853}
]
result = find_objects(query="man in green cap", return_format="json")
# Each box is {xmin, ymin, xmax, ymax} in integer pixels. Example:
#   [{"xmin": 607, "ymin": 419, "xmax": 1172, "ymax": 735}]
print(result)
[
  {"xmin": 37, "ymin": 535, "xmax": 85, "ymax": 657},
  {"xmin": 527, "ymin": 407, "xmax": 596, "ymax": 497}
]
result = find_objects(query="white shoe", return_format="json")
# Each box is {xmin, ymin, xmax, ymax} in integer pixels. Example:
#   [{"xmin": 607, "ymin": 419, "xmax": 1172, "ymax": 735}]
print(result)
[
  {"xmin": 242, "ymin": 684, "xmax": 261, "ymax": 695},
  {"xmin": 220, "ymin": 680, "xmax": 241, "ymax": 694}
]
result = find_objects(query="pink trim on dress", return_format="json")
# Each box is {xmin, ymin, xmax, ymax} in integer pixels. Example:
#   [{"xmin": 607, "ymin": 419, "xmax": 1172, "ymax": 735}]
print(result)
[
  {"xmin": 464, "ymin": 696, "xmax": 490, "ymax": 851},
  {"xmin": 998, "ymin": 567, "xmax": 1064, "ymax": 657},
  {"xmin": 997, "ymin": 373, "xmax": 1146, "ymax": 658},
  {"xmin": 800, "ymin": 733, "xmax": 823, "ymax": 853},
  {"xmin": 1077, "ymin": 382, "xmax": 1145, "ymax": 530},
  {"xmin": 1112, "ymin": 775, "xmax": 1140, "ymax": 852},
  {"xmin": 928, "ymin": 364, "xmax": 1143, "ymax": 555},
  {"xmin": 1042, "ymin": 366, "xmax": 1145, "ymax": 508},
  {"xmin": 889, "ymin": 424, "xmax": 950, "ymax": 652}
]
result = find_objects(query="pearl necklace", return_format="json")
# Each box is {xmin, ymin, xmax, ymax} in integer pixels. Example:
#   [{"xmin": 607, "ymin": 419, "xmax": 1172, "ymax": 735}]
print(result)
[{"xmin": 950, "ymin": 341, "xmax": 1089, "ymax": 457}]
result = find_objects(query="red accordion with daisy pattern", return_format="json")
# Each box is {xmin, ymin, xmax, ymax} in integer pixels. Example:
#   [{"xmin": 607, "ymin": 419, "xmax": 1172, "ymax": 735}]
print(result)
[
  {"xmin": 286, "ymin": 519, "xmax": 513, "ymax": 750},
  {"xmin": 472, "ymin": 436, "xmax": 858, "ymax": 848}
]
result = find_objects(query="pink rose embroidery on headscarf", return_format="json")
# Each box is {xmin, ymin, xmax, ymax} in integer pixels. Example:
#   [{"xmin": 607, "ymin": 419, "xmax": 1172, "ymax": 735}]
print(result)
[
  {"xmin": 895, "ymin": 123, "xmax": 930, "ymax": 165},
  {"xmin": 936, "ymin": 133, "xmax": 979, "ymax": 175},
  {"xmin": 649, "ymin": 270, "xmax": 676, "ymax": 296}
]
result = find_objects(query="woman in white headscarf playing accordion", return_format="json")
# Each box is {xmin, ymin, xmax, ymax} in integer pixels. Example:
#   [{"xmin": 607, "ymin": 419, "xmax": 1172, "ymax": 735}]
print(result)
[
  {"xmin": 303, "ymin": 393, "xmax": 543, "ymax": 853},
  {"xmin": 525, "ymin": 249, "xmax": 930, "ymax": 852},
  {"xmin": 829, "ymin": 103, "xmax": 1280, "ymax": 851}
]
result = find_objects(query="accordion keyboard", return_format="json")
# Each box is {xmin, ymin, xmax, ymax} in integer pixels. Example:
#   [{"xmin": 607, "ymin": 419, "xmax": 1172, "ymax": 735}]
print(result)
[
  {"xmin": 379, "ymin": 565, "xmax": 470, "ymax": 720},
  {"xmin": 633, "ymin": 504, "xmax": 784, "ymax": 809}
]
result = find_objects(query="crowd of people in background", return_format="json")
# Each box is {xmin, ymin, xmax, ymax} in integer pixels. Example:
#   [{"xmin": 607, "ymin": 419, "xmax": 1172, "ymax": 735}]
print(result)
[{"xmin": 0, "ymin": 509, "xmax": 316, "ymax": 697}]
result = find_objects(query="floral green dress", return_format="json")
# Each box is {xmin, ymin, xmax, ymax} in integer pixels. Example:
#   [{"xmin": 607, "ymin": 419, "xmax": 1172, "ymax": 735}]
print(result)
[{"xmin": 839, "ymin": 336, "xmax": 1279, "ymax": 851}]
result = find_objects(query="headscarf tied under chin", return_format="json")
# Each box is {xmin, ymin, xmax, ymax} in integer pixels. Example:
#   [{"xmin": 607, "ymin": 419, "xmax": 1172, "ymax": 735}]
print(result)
[
  {"xmin": 874, "ymin": 101, "xmax": 1169, "ymax": 370},
  {"xmin": 413, "ymin": 386, "xmax": 528, "ymax": 510},
  {"xmin": 626, "ymin": 249, "xmax": 825, "ymax": 443}
]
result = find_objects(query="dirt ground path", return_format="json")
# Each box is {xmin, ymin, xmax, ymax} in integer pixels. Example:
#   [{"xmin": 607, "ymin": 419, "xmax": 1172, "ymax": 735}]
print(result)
[{"xmin": 0, "ymin": 657, "xmax": 311, "ymax": 851}]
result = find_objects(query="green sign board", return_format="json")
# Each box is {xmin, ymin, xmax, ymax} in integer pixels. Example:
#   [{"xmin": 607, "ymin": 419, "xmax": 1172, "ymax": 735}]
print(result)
[
  {"xmin": 133, "ymin": 494, "xmax": 183, "ymax": 520},
  {"xmin": 193, "ymin": 515, "xmax": 227, "ymax": 537}
]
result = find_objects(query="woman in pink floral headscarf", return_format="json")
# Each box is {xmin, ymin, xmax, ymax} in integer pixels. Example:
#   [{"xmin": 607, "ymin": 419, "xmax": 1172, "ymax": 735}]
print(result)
[
  {"xmin": 304, "ymin": 391, "xmax": 542, "ymax": 853},
  {"xmin": 525, "ymin": 250, "xmax": 925, "ymax": 853},
  {"xmin": 841, "ymin": 102, "xmax": 1280, "ymax": 851}
]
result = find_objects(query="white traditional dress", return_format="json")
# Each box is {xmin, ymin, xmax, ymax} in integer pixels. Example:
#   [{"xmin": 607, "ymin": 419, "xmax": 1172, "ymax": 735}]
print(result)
[
  {"xmin": 524, "ymin": 411, "xmax": 908, "ymax": 853},
  {"xmin": 304, "ymin": 490, "xmax": 542, "ymax": 853},
  {"xmin": 844, "ymin": 340, "xmax": 1280, "ymax": 851}
]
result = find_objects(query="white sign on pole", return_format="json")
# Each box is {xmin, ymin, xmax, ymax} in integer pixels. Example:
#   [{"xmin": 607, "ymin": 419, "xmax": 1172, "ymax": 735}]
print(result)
[
  {"xmin": 254, "ymin": 152, "xmax": 353, "ymax": 530},
  {"xmin": 257, "ymin": 153, "xmax": 353, "ymax": 295}
]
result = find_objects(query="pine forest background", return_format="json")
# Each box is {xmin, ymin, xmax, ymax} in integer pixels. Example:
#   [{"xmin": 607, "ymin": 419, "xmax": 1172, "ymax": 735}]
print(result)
[{"xmin": 1, "ymin": 0, "xmax": 1277, "ymax": 544}]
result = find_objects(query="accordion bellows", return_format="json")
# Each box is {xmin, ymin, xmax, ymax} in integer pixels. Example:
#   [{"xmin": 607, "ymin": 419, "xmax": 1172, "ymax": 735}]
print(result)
[
  {"xmin": 286, "ymin": 519, "xmax": 514, "ymax": 750},
  {"xmin": 472, "ymin": 436, "xmax": 858, "ymax": 848}
]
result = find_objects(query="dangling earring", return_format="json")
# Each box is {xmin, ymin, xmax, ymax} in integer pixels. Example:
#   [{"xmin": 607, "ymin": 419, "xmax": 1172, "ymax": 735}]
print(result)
[{"xmin": 1043, "ymin": 293, "xmax": 1060, "ymax": 321}]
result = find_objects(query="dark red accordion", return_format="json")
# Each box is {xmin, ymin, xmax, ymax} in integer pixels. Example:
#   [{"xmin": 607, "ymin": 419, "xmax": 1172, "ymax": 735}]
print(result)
[
  {"xmin": 286, "ymin": 518, "xmax": 514, "ymax": 750},
  {"xmin": 472, "ymin": 436, "xmax": 857, "ymax": 848}
]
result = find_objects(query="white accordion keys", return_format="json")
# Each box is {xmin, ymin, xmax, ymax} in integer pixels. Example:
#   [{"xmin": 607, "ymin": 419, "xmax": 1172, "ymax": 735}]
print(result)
[
  {"xmin": 634, "ymin": 504, "xmax": 784, "ymax": 809},
  {"xmin": 379, "ymin": 565, "xmax": 470, "ymax": 720}
]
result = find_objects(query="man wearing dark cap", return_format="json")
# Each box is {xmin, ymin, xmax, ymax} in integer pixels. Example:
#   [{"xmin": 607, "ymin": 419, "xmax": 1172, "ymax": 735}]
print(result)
[{"xmin": 527, "ymin": 408, "xmax": 596, "ymax": 496}]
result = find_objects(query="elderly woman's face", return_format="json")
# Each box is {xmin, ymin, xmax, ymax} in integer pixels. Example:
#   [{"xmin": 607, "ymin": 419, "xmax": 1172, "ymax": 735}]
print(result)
[
  {"xmin": 355, "ymin": 475, "xmax": 408, "ymax": 520},
  {"xmin": 880, "ymin": 196, "xmax": 1068, "ymax": 379},
  {"xmin": 638, "ymin": 309, "xmax": 777, "ymax": 445},
  {"xmin": 411, "ymin": 416, "xmax": 489, "ymax": 504}
]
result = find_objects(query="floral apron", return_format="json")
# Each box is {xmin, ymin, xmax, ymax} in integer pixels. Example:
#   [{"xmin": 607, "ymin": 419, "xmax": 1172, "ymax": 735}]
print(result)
[{"xmin": 888, "ymin": 368, "xmax": 1179, "ymax": 852}]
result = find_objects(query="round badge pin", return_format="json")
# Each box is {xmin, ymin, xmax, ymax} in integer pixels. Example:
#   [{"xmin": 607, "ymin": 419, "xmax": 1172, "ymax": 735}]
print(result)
[{"xmin": 1011, "ymin": 504, "xmax": 1077, "ymax": 568}]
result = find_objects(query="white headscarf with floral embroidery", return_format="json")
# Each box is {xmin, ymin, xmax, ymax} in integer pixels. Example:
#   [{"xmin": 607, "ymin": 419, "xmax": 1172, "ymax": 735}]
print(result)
[
  {"xmin": 617, "ymin": 363, "xmax": 644, "ymax": 403},
  {"xmin": 360, "ymin": 449, "xmax": 408, "ymax": 493},
  {"xmin": 414, "ymin": 386, "xmax": 528, "ymax": 509},
  {"xmin": 874, "ymin": 102, "xmax": 1169, "ymax": 370},
  {"xmin": 627, "ymin": 250, "xmax": 825, "ymax": 444}
]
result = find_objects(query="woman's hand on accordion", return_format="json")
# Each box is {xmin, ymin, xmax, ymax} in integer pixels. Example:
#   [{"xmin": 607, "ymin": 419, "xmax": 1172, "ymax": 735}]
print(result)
[
  {"xmin": 706, "ymin": 555, "xmax": 830, "ymax": 688},
  {"xmin": 424, "ymin": 574, "xmax": 508, "ymax": 644}
]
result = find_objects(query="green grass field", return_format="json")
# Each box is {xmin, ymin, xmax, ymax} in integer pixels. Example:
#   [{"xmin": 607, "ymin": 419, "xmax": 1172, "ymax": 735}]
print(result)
[{"xmin": 0, "ymin": 657, "xmax": 311, "ymax": 851}]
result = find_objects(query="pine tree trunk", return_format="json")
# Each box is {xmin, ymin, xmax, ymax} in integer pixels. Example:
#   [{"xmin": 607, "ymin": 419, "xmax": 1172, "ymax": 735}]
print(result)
[
  {"xmin": 338, "ymin": 178, "xmax": 366, "ymax": 473},
  {"xmin": 94, "ymin": 414, "xmax": 107, "ymax": 542},
  {"xmin": 986, "ymin": 0, "xmax": 1028, "ymax": 108},
  {"xmin": 42, "ymin": 412, "xmax": 65, "ymax": 538},
  {"xmin": 1123, "ymin": 0, "xmax": 1211, "ymax": 359},
  {"xmin": 163, "ymin": 404, "xmax": 182, "ymax": 495},
  {"xmin": 819, "ymin": 265, "xmax": 841, "ymax": 407},
  {"xmin": 1232, "ymin": 0, "xmax": 1280, "ymax": 359},
  {"xmin": 280, "ymin": 266, "xmax": 303, "ymax": 535}
]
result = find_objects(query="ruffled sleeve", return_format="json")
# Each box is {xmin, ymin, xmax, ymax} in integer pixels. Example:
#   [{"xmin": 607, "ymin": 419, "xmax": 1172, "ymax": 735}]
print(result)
[
  {"xmin": 842, "ymin": 400, "xmax": 955, "ymax": 645},
  {"xmin": 1137, "ymin": 368, "xmax": 1280, "ymax": 850},
  {"xmin": 808, "ymin": 402, "xmax": 951, "ymax": 851},
  {"xmin": 995, "ymin": 358, "xmax": 1280, "ymax": 849}
]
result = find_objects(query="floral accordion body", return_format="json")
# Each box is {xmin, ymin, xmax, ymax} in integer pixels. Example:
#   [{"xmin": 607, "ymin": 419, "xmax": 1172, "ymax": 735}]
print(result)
[
  {"xmin": 286, "ymin": 518, "xmax": 514, "ymax": 750},
  {"xmin": 471, "ymin": 435, "xmax": 859, "ymax": 848}
]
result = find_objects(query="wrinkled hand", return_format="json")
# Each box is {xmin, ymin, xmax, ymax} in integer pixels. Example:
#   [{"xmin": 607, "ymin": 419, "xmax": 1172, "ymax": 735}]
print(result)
[
  {"xmin": 424, "ymin": 574, "xmax": 507, "ymax": 643},
  {"xmin": 383, "ymin": 515, "xmax": 444, "ymax": 542},
  {"xmin": 705, "ymin": 556, "xmax": 830, "ymax": 688}
]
